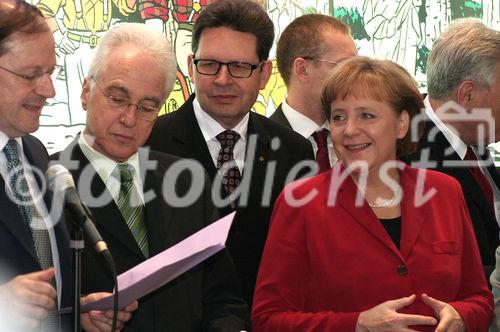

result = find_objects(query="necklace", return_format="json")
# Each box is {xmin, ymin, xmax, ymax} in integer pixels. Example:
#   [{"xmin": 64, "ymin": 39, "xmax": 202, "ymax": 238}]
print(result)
[{"xmin": 367, "ymin": 185, "xmax": 402, "ymax": 208}]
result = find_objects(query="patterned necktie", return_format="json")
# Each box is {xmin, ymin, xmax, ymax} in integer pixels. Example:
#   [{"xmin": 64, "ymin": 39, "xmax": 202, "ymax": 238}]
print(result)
[
  {"xmin": 4, "ymin": 140, "xmax": 59, "ymax": 331},
  {"xmin": 312, "ymin": 129, "xmax": 331, "ymax": 173},
  {"xmin": 4, "ymin": 139, "xmax": 54, "ymax": 269},
  {"xmin": 116, "ymin": 163, "xmax": 149, "ymax": 257},
  {"xmin": 216, "ymin": 130, "xmax": 242, "ymax": 204}
]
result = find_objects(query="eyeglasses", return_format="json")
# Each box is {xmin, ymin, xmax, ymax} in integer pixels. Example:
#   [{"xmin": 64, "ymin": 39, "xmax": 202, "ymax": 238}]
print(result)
[
  {"xmin": 92, "ymin": 80, "xmax": 160, "ymax": 122},
  {"xmin": 0, "ymin": 64, "xmax": 63, "ymax": 85},
  {"xmin": 193, "ymin": 59, "xmax": 264, "ymax": 78},
  {"xmin": 303, "ymin": 57, "xmax": 338, "ymax": 66}
]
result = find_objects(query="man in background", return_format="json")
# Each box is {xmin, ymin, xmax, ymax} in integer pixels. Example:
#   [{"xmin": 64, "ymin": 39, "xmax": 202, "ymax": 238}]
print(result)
[
  {"xmin": 407, "ymin": 18, "xmax": 500, "ymax": 281},
  {"xmin": 147, "ymin": 0, "xmax": 314, "ymax": 304},
  {"xmin": 271, "ymin": 14, "xmax": 357, "ymax": 173}
]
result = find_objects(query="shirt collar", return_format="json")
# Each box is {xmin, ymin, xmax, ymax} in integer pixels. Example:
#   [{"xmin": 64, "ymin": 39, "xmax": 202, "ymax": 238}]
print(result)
[
  {"xmin": 193, "ymin": 97, "xmax": 248, "ymax": 143},
  {"xmin": 282, "ymin": 98, "xmax": 329, "ymax": 138},
  {"xmin": 0, "ymin": 131, "xmax": 24, "ymax": 157},
  {"xmin": 424, "ymin": 96, "xmax": 468, "ymax": 159},
  {"xmin": 78, "ymin": 133, "xmax": 141, "ymax": 182}
]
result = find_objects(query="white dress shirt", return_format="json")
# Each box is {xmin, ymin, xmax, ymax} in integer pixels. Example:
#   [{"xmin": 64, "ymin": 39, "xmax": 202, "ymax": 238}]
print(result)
[
  {"xmin": 193, "ymin": 97, "xmax": 248, "ymax": 172},
  {"xmin": 425, "ymin": 96, "xmax": 500, "ymax": 223},
  {"xmin": 78, "ymin": 134, "xmax": 145, "ymax": 206},
  {"xmin": 424, "ymin": 97, "xmax": 468, "ymax": 159},
  {"xmin": 281, "ymin": 98, "xmax": 336, "ymax": 166}
]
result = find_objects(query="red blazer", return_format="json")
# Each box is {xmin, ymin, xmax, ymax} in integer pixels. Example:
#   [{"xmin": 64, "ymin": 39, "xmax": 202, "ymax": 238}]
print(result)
[{"xmin": 252, "ymin": 164, "xmax": 493, "ymax": 331}]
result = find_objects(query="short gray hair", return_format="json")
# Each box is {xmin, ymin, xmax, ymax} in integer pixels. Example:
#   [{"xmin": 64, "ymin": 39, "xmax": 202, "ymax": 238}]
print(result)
[
  {"xmin": 87, "ymin": 23, "xmax": 176, "ymax": 96},
  {"xmin": 427, "ymin": 18, "xmax": 500, "ymax": 99}
]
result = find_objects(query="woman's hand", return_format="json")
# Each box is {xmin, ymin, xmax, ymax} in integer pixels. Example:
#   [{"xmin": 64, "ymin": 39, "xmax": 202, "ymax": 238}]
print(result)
[
  {"xmin": 421, "ymin": 293, "xmax": 465, "ymax": 332},
  {"xmin": 355, "ymin": 294, "xmax": 437, "ymax": 332}
]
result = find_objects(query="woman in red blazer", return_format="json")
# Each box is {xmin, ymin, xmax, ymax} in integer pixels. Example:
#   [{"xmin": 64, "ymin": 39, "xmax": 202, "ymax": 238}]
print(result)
[{"xmin": 252, "ymin": 57, "xmax": 493, "ymax": 331}]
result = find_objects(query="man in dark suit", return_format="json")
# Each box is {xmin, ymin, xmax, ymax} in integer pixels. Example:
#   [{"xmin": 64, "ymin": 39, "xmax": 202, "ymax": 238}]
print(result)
[
  {"xmin": 270, "ymin": 14, "xmax": 357, "ymax": 173},
  {"xmin": 53, "ymin": 23, "xmax": 249, "ymax": 331},
  {"xmin": 147, "ymin": 0, "xmax": 315, "ymax": 304},
  {"xmin": 0, "ymin": 1, "xmax": 136, "ymax": 330},
  {"xmin": 406, "ymin": 18, "xmax": 500, "ymax": 280}
]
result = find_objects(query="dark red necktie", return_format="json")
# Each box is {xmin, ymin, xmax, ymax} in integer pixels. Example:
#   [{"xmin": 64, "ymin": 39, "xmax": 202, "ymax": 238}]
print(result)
[
  {"xmin": 464, "ymin": 146, "xmax": 494, "ymax": 211},
  {"xmin": 216, "ymin": 130, "xmax": 242, "ymax": 204},
  {"xmin": 312, "ymin": 129, "xmax": 331, "ymax": 173}
]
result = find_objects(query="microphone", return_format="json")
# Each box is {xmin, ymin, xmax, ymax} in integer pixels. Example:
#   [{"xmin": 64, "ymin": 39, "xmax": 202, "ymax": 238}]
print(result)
[
  {"xmin": 47, "ymin": 164, "xmax": 119, "ymax": 331},
  {"xmin": 46, "ymin": 164, "xmax": 109, "ymax": 255}
]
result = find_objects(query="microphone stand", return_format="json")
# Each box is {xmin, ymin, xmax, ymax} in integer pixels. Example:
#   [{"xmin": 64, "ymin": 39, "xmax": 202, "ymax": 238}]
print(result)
[
  {"xmin": 67, "ymin": 206, "xmax": 84, "ymax": 332},
  {"xmin": 81, "ymin": 205, "xmax": 119, "ymax": 331}
]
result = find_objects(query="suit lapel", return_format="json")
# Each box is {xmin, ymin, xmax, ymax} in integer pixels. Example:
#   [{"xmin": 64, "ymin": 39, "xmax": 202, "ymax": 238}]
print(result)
[
  {"xmin": 269, "ymin": 104, "xmax": 293, "ymax": 130},
  {"xmin": 0, "ymin": 176, "xmax": 38, "ymax": 261},
  {"xmin": 237, "ymin": 113, "xmax": 270, "ymax": 210},
  {"xmin": 139, "ymin": 149, "xmax": 173, "ymax": 255},
  {"xmin": 333, "ymin": 165, "xmax": 427, "ymax": 259},
  {"xmin": 335, "ymin": 167, "xmax": 402, "ymax": 257},
  {"xmin": 415, "ymin": 121, "xmax": 493, "ymax": 217},
  {"xmin": 0, "ymin": 136, "xmax": 52, "ymax": 263},
  {"xmin": 399, "ymin": 167, "xmax": 427, "ymax": 259},
  {"xmin": 169, "ymin": 97, "xmax": 217, "ymax": 180},
  {"xmin": 22, "ymin": 136, "xmax": 54, "ymax": 222},
  {"xmin": 62, "ymin": 140, "xmax": 144, "ymax": 258}
]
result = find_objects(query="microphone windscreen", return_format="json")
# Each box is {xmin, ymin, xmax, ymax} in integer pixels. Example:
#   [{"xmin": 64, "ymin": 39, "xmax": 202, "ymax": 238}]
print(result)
[{"xmin": 46, "ymin": 164, "xmax": 76, "ymax": 192}]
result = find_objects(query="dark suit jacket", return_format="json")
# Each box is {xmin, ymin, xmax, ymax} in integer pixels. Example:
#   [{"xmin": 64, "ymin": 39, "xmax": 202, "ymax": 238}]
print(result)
[
  {"xmin": 0, "ymin": 135, "xmax": 72, "ymax": 330},
  {"xmin": 146, "ymin": 94, "xmax": 315, "ymax": 304},
  {"xmin": 51, "ymin": 138, "xmax": 249, "ymax": 331},
  {"xmin": 405, "ymin": 119, "xmax": 500, "ymax": 278},
  {"xmin": 253, "ymin": 164, "xmax": 493, "ymax": 331},
  {"xmin": 269, "ymin": 104, "xmax": 292, "ymax": 130}
]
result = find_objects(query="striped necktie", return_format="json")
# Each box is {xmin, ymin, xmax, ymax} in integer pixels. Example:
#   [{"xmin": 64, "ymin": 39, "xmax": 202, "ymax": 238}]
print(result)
[{"xmin": 116, "ymin": 163, "xmax": 149, "ymax": 257}]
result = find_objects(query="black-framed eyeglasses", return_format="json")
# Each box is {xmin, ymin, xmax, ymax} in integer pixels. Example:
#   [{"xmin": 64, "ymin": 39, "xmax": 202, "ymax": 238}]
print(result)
[
  {"xmin": 92, "ymin": 79, "xmax": 160, "ymax": 122},
  {"xmin": 303, "ymin": 57, "xmax": 338, "ymax": 66},
  {"xmin": 193, "ymin": 59, "xmax": 264, "ymax": 78},
  {"xmin": 0, "ymin": 64, "xmax": 63, "ymax": 85}
]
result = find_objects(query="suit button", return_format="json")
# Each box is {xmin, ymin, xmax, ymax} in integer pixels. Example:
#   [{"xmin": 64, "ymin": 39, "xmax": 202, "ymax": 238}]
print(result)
[{"xmin": 397, "ymin": 264, "xmax": 408, "ymax": 276}]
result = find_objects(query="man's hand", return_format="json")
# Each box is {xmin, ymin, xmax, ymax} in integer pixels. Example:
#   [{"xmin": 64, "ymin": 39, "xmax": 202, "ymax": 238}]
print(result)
[
  {"xmin": 421, "ymin": 293, "xmax": 465, "ymax": 332},
  {"xmin": 356, "ymin": 294, "xmax": 438, "ymax": 332},
  {"xmin": 0, "ymin": 268, "xmax": 57, "ymax": 329},
  {"xmin": 81, "ymin": 292, "xmax": 138, "ymax": 332}
]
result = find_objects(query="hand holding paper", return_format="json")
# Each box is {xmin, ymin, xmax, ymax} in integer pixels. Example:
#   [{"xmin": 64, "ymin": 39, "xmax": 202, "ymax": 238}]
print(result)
[{"xmin": 81, "ymin": 212, "xmax": 236, "ymax": 311}]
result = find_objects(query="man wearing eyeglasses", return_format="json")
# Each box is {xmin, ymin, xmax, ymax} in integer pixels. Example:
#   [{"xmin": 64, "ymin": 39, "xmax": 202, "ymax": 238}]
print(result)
[
  {"xmin": 0, "ymin": 1, "xmax": 137, "ymax": 330},
  {"xmin": 53, "ymin": 22, "xmax": 250, "ymax": 330},
  {"xmin": 271, "ymin": 14, "xmax": 357, "ymax": 173},
  {"xmin": 147, "ymin": 0, "xmax": 314, "ymax": 305}
]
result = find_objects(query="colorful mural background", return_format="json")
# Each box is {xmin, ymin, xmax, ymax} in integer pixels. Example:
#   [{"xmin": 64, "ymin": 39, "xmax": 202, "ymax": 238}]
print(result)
[{"xmin": 29, "ymin": 0, "xmax": 500, "ymax": 152}]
